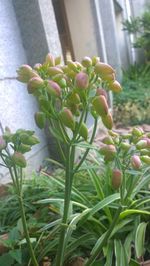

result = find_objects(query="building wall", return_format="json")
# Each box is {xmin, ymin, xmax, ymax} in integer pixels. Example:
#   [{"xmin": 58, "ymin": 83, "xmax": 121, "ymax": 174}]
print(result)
[{"xmin": 0, "ymin": 0, "xmax": 62, "ymax": 183}]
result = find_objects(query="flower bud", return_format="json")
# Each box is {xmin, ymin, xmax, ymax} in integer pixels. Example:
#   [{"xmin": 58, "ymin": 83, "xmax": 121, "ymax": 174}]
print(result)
[
  {"xmin": 20, "ymin": 133, "xmax": 39, "ymax": 146},
  {"xmin": 27, "ymin": 76, "xmax": 44, "ymax": 94},
  {"xmin": 92, "ymin": 56, "xmax": 100, "ymax": 66},
  {"xmin": 59, "ymin": 108, "xmax": 75, "ymax": 131},
  {"xmin": 81, "ymin": 56, "xmax": 92, "ymax": 67},
  {"xmin": 96, "ymin": 88, "xmax": 108, "ymax": 100},
  {"xmin": 140, "ymin": 156, "xmax": 150, "ymax": 165},
  {"xmin": 112, "ymin": 169, "xmax": 122, "ymax": 189},
  {"xmin": 95, "ymin": 62, "xmax": 115, "ymax": 75},
  {"xmin": 67, "ymin": 60, "xmax": 78, "ymax": 72},
  {"xmin": 108, "ymin": 130, "xmax": 118, "ymax": 138},
  {"xmin": 140, "ymin": 149, "xmax": 150, "ymax": 156},
  {"xmin": 46, "ymin": 80, "xmax": 61, "ymax": 97},
  {"xmin": 47, "ymin": 66, "xmax": 63, "ymax": 76},
  {"xmin": 0, "ymin": 136, "xmax": 6, "ymax": 151},
  {"xmin": 78, "ymin": 122, "xmax": 88, "ymax": 141},
  {"xmin": 120, "ymin": 142, "xmax": 131, "ymax": 151},
  {"xmin": 55, "ymin": 56, "xmax": 61, "ymax": 65},
  {"xmin": 34, "ymin": 112, "xmax": 46, "ymax": 129},
  {"xmin": 136, "ymin": 140, "xmax": 147, "ymax": 150},
  {"xmin": 68, "ymin": 93, "xmax": 80, "ymax": 105},
  {"xmin": 12, "ymin": 152, "xmax": 26, "ymax": 168},
  {"xmin": 75, "ymin": 72, "xmax": 89, "ymax": 90},
  {"xmin": 33, "ymin": 63, "xmax": 42, "ymax": 70},
  {"xmin": 102, "ymin": 113, "xmax": 113, "ymax": 130},
  {"xmin": 101, "ymin": 73, "xmax": 115, "ymax": 83},
  {"xmin": 102, "ymin": 136, "xmax": 114, "ymax": 145},
  {"xmin": 92, "ymin": 95, "xmax": 109, "ymax": 116},
  {"xmin": 45, "ymin": 53, "xmax": 55, "ymax": 66},
  {"xmin": 132, "ymin": 127, "xmax": 144, "ymax": 137},
  {"xmin": 17, "ymin": 65, "xmax": 39, "ymax": 83},
  {"xmin": 100, "ymin": 144, "xmax": 116, "ymax": 161},
  {"xmin": 18, "ymin": 144, "xmax": 31, "ymax": 154},
  {"xmin": 109, "ymin": 81, "xmax": 122, "ymax": 93},
  {"xmin": 131, "ymin": 155, "xmax": 141, "ymax": 170}
]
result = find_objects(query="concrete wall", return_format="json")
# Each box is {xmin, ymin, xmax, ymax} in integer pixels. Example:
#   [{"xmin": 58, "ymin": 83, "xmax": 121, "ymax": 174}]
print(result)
[
  {"xmin": 64, "ymin": 0, "xmax": 99, "ymax": 61},
  {"xmin": 0, "ymin": 0, "xmax": 62, "ymax": 183}
]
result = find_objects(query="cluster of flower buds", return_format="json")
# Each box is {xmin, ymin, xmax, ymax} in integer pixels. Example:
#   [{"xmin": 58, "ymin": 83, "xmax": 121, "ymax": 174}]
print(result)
[
  {"xmin": 99, "ymin": 126, "xmax": 150, "ymax": 170},
  {"xmin": 17, "ymin": 54, "xmax": 122, "ymax": 140},
  {"xmin": 0, "ymin": 127, "xmax": 39, "ymax": 168}
]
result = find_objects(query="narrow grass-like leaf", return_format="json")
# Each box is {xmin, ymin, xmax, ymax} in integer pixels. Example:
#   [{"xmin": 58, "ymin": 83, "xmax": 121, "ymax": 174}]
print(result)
[
  {"xmin": 105, "ymin": 241, "xmax": 113, "ymax": 266},
  {"xmin": 120, "ymin": 209, "xmax": 150, "ymax": 219},
  {"xmin": 135, "ymin": 222, "xmax": 147, "ymax": 258}
]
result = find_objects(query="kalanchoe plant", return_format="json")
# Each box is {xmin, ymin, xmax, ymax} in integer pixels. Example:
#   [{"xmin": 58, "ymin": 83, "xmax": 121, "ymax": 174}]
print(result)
[
  {"xmin": 17, "ymin": 54, "xmax": 123, "ymax": 265},
  {"xmin": 0, "ymin": 127, "xmax": 39, "ymax": 266}
]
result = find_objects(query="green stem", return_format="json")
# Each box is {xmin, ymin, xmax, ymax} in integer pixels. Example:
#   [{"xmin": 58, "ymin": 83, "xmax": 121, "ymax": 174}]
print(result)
[
  {"xmin": 74, "ymin": 118, "xmax": 98, "ymax": 173},
  {"xmin": 10, "ymin": 167, "xmax": 38, "ymax": 266},
  {"xmin": 55, "ymin": 145, "xmax": 73, "ymax": 266},
  {"xmin": 85, "ymin": 206, "xmax": 122, "ymax": 266}
]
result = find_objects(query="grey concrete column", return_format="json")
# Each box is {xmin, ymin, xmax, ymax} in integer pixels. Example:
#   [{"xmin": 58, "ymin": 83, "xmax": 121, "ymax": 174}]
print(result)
[{"xmin": 97, "ymin": 0, "xmax": 122, "ymax": 80}]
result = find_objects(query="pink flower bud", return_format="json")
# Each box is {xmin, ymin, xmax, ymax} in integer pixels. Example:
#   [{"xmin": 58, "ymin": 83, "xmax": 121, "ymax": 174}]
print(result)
[
  {"xmin": 131, "ymin": 155, "xmax": 141, "ymax": 170},
  {"xmin": 96, "ymin": 88, "xmax": 108, "ymax": 100},
  {"xmin": 27, "ymin": 77, "xmax": 44, "ymax": 94},
  {"xmin": 112, "ymin": 169, "xmax": 122, "ymax": 189},
  {"xmin": 95, "ymin": 62, "xmax": 115, "ymax": 75},
  {"xmin": 102, "ymin": 113, "xmax": 113, "ymax": 130},
  {"xmin": 33, "ymin": 63, "xmax": 42, "ymax": 70},
  {"xmin": 100, "ymin": 144, "xmax": 116, "ymax": 161},
  {"xmin": 17, "ymin": 65, "xmax": 39, "ymax": 83},
  {"xmin": 59, "ymin": 108, "xmax": 75, "ymax": 131},
  {"xmin": 75, "ymin": 72, "xmax": 89, "ymax": 90},
  {"xmin": 109, "ymin": 81, "xmax": 122, "ymax": 93},
  {"xmin": 46, "ymin": 80, "xmax": 61, "ymax": 97},
  {"xmin": 45, "ymin": 53, "xmax": 55, "ymax": 66},
  {"xmin": 0, "ymin": 136, "xmax": 6, "ymax": 151},
  {"xmin": 92, "ymin": 95, "xmax": 109, "ymax": 116}
]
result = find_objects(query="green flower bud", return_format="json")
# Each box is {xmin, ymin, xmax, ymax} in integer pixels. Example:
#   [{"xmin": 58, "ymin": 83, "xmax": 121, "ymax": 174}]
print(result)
[
  {"xmin": 55, "ymin": 56, "xmax": 61, "ymax": 65},
  {"xmin": 100, "ymin": 144, "xmax": 116, "ymax": 161},
  {"xmin": 12, "ymin": 152, "xmax": 26, "ymax": 168},
  {"xmin": 95, "ymin": 62, "xmax": 115, "ymax": 75},
  {"xmin": 20, "ymin": 133, "xmax": 39, "ymax": 146},
  {"xmin": 136, "ymin": 140, "xmax": 147, "ymax": 150},
  {"xmin": 96, "ymin": 88, "xmax": 108, "ymax": 100},
  {"xmin": 27, "ymin": 76, "xmax": 44, "ymax": 94},
  {"xmin": 75, "ymin": 72, "xmax": 89, "ymax": 90},
  {"xmin": 67, "ymin": 93, "xmax": 80, "ymax": 105},
  {"xmin": 131, "ymin": 155, "xmax": 141, "ymax": 170},
  {"xmin": 102, "ymin": 136, "xmax": 114, "ymax": 145},
  {"xmin": 34, "ymin": 112, "xmax": 46, "ymax": 129},
  {"xmin": 120, "ymin": 142, "xmax": 131, "ymax": 151},
  {"xmin": 132, "ymin": 127, "xmax": 144, "ymax": 137},
  {"xmin": 108, "ymin": 130, "xmax": 118, "ymax": 138},
  {"xmin": 81, "ymin": 56, "xmax": 92, "ymax": 67},
  {"xmin": 140, "ymin": 156, "xmax": 150, "ymax": 165},
  {"xmin": 92, "ymin": 56, "xmax": 100, "ymax": 66},
  {"xmin": 112, "ymin": 169, "xmax": 122, "ymax": 189},
  {"xmin": 0, "ymin": 136, "xmax": 6, "ymax": 151},
  {"xmin": 18, "ymin": 144, "xmax": 31, "ymax": 154},
  {"xmin": 108, "ymin": 80, "xmax": 122, "ymax": 93},
  {"xmin": 102, "ymin": 113, "xmax": 113, "ymax": 130},
  {"xmin": 92, "ymin": 95, "xmax": 109, "ymax": 116},
  {"xmin": 59, "ymin": 108, "xmax": 75, "ymax": 131},
  {"xmin": 67, "ymin": 60, "xmax": 78, "ymax": 72},
  {"xmin": 78, "ymin": 122, "xmax": 88, "ymax": 141},
  {"xmin": 47, "ymin": 66, "xmax": 63, "ymax": 76},
  {"xmin": 46, "ymin": 80, "xmax": 61, "ymax": 97},
  {"xmin": 33, "ymin": 63, "xmax": 42, "ymax": 70},
  {"xmin": 17, "ymin": 65, "xmax": 39, "ymax": 83},
  {"xmin": 101, "ymin": 73, "xmax": 115, "ymax": 83},
  {"xmin": 45, "ymin": 53, "xmax": 55, "ymax": 66},
  {"xmin": 140, "ymin": 149, "xmax": 150, "ymax": 156}
]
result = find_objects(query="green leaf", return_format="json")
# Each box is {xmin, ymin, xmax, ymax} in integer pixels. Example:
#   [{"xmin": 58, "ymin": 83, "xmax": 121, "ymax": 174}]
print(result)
[
  {"xmin": 120, "ymin": 209, "xmax": 150, "ymax": 219},
  {"xmin": 105, "ymin": 241, "xmax": 113, "ymax": 266},
  {"xmin": 9, "ymin": 249, "xmax": 22, "ymax": 264},
  {"xmin": 0, "ymin": 253, "xmax": 14, "ymax": 265},
  {"xmin": 124, "ymin": 232, "xmax": 134, "ymax": 262},
  {"xmin": 129, "ymin": 259, "xmax": 140, "ymax": 266},
  {"xmin": 48, "ymin": 126, "xmax": 64, "ymax": 142},
  {"xmin": 114, "ymin": 240, "xmax": 128, "ymax": 266},
  {"xmin": 135, "ymin": 222, "xmax": 147, "ymax": 258}
]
